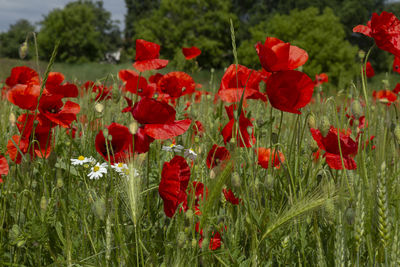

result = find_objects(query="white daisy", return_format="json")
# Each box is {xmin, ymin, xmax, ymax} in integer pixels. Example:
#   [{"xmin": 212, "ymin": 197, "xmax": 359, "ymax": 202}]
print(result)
[
  {"xmin": 111, "ymin": 162, "xmax": 128, "ymax": 173},
  {"xmin": 71, "ymin": 155, "xmax": 95, "ymax": 165},
  {"xmin": 88, "ymin": 162, "xmax": 108, "ymax": 179},
  {"xmin": 184, "ymin": 148, "xmax": 197, "ymax": 160},
  {"xmin": 162, "ymin": 143, "xmax": 184, "ymax": 153}
]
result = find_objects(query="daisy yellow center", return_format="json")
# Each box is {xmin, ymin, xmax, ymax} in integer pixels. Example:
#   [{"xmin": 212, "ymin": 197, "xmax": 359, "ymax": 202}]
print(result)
[
  {"xmin": 170, "ymin": 144, "xmax": 174, "ymax": 148},
  {"xmin": 93, "ymin": 166, "xmax": 100, "ymax": 172},
  {"xmin": 78, "ymin": 155, "xmax": 85, "ymax": 161},
  {"xmin": 118, "ymin": 163, "xmax": 123, "ymax": 167}
]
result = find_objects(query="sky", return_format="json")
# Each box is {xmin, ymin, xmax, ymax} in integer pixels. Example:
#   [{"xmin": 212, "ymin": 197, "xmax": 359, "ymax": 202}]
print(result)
[{"xmin": 0, "ymin": 0, "xmax": 126, "ymax": 33}]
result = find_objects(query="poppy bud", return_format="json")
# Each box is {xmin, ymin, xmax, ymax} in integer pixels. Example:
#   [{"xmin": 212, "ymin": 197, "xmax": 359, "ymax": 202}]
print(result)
[
  {"xmin": 358, "ymin": 50, "xmax": 365, "ymax": 60},
  {"xmin": 177, "ymin": 231, "xmax": 186, "ymax": 248},
  {"xmin": 95, "ymin": 103, "xmax": 104, "ymax": 113},
  {"xmin": 194, "ymin": 136, "xmax": 200, "ymax": 143},
  {"xmin": 103, "ymin": 128, "xmax": 109, "ymax": 138},
  {"xmin": 19, "ymin": 41, "xmax": 28, "ymax": 59},
  {"xmin": 129, "ymin": 121, "xmax": 138, "ymax": 135},
  {"xmin": 310, "ymin": 139, "xmax": 319, "ymax": 153},
  {"xmin": 40, "ymin": 196, "xmax": 47, "ymax": 212},
  {"xmin": 231, "ymin": 172, "xmax": 241, "ymax": 188},
  {"xmin": 307, "ymin": 114, "xmax": 316, "ymax": 129},
  {"xmin": 191, "ymin": 238, "xmax": 197, "ymax": 249},
  {"xmin": 319, "ymin": 116, "xmax": 330, "ymax": 137},
  {"xmin": 209, "ymin": 169, "xmax": 216, "ymax": 179},
  {"xmin": 202, "ymin": 238, "xmax": 209, "ymax": 251},
  {"xmin": 107, "ymin": 135, "xmax": 113, "ymax": 141},
  {"xmin": 9, "ymin": 113, "xmax": 16, "ymax": 126},
  {"xmin": 271, "ymin": 130, "xmax": 278, "ymax": 144},
  {"xmin": 92, "ymin": 198, "xmax": 106, "ymax": 220},
  {"xmin": 265, "ymin": 174, "xmax": 274, "ymax": 189},
  {"xmin": 394, "ymin": 124, "xmax": 400, "ymax": 143},
  {"xmin": 56, "ymin": 177, "xmax": 64, "ymax": 188}
]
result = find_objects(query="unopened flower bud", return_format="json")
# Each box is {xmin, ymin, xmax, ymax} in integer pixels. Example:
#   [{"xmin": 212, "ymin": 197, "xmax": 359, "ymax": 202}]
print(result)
[
  {"xmin": 129, "ymin": 121, "xmax": 138, "ymax": 135},
  {"xmin": 265, "ymin": 174, "xmax": 274, "ymax": 189},
  {"xmin": 310, "ymin": 139, "xmax": 319, "ymax": 153},
  {"xmin": 271, "ymin": 130, "xmax": 278, "ymax": 144},
  {"xmin": 9, "ymin": 113, "xmax": 16, "ymax": 126},
  {"xmin": 56, "ymin": 177, "xmax": 64, "ymax": 188},
  {"xmin": 177, "ymin": 231, "xmax": 186, "ymax": 248},
  {"xmin": 107, "ymin": 135, "xmax": 113, "ymax": 141},
  {"xmin": 185, "ymin": 209, "xmax": 193, "ymax": 221},
  {"xmin": 103, "ymin": 128, "xmax": 109, "ymax": 138},
  {"xmin": 319, "ymin": 116, "xmax": 330, "ymax": 137},
  {"xmin": 358, "ymin": 50, "xmax": 365, "ymax": 60},
  {"xmin": 231, "ymin": 172, "xmax": 241, "ymax": 188},
  {"xmin": 19, "ymin": 41, "xmax": 28, "ymax": 59},
  {"xmin": 93, "ymin": 198, "xmax": 106, "ymax": 220},
  {"xmin": 307, "ymin": 114, "xmax": 316, "ymax": 129},
  {"xmin": 191, "ymin": 238, "xmax": 197, "ymax": 249},
  {"xmin": 201, "ymin": 238, "xmax": 209, "ymax": 251},
  {"xmin": 209, "ymin": 169, "xmax": 216, "ymax": 179},
  {"xmin": 95, "ymin": 103, "xmax": 104, "ymax": 113}
]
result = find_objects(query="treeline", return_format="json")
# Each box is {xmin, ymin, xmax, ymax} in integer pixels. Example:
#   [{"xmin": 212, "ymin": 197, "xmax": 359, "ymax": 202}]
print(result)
[{"xmin": 0, "ymin": 0, "xmax": 399, "ymax": 81}]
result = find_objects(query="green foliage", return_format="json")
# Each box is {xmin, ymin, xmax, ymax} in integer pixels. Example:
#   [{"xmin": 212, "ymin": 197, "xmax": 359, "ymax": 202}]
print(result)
[
  {"xmin": 0, "ymin": 19, "xmax": 35, "ymax": 59},
  {"xmin": 37, "ymin": 0, "xmax": 121, "ymax": 63},
  {"xmin": 133, "ymin": 0, "xmax": 238, "ymax": 68},
  {"xmin": 237, "ymin": 7, "xmax": 358, "ymax": 85}
]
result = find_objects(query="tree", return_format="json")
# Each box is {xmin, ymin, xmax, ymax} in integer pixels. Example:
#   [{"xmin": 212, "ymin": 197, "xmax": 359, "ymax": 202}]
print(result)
[
  {"xmin": 237, "ymin": 7, "xmax": 358, "ymax": 85},
  {"xmin": 132, "ymin": 0, "xmax": 238, "ymax": 69},
  {"xmin": 0, "ymin": 19, "xmax": 35, "ymax": 59},
  {"xmin": 37, "ymin": 0, "xmax": 121, "ymax": 63}
]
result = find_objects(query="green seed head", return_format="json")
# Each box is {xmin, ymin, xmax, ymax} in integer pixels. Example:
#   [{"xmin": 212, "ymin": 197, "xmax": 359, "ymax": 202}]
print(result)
[
  {"xmin": 320, "ymin": 116, "xmax": 330, "ymax": 137},
  {"xmin": 307, "ymin": 114, "xmax": 316, "ymax": 129},
  {"xmin": 351, "ymin": 101, "xmax": 363, "ymax": 119}
]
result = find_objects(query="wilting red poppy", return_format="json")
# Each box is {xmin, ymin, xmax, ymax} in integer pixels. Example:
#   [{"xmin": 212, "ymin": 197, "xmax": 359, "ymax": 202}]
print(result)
[
  {"xmin": 38, "ymin": 95, "xmax": 80, "ymax": 128},
  {"xmin": 372, "ymin": 90, "xmax": 397, "ymax": 105},
  {"xmin": 133, "ymin": 39, "xmax": 169, "ymax": 72},
  {"xmin": 223, "ymin": 188, "xmax": 241, "ymax": 205},
  {"xmin": 0, "ymin": 155, "xmax": 9, "ymax": 180},
  {"xmin": 196, "ymin": 222, "xmax": 225, "ymax": 250},
  {"xmin": 182, "ymin": 46, "xmax": 201, "ymax": 60},
  {"xmin": 82, "ymin": 81, "xmax": 112, "ymax": 101},
  {"xmin": 157, "ymin": 71, "xmax": 196, "ymax": 98},
  {"xmin": 310, "ymin": 126, "xmax": 358, "ymax": 170},
  {"xmin": 217, "ymin": 64, "xmax": 266, "ymax": 103},
  {"xmin": 393, "ymin": 83, "xmax": 400, "ymax": 94},
  {"xmin": 221, "ymin": 105, "xmax": 255, "ymax": 147},
  {"xmin": 7, "ymin": 84, "xmax": 40, "ymax": 110},
  {"xmin": 118, "ymin": 70, "xmax": 154, "ymax": 98},
  {"xmin": 45, "ymin": 72, "xmax": 78, "ymax": 98},
  {"xmin": 159, "ymin": 156, "xmax": 191, "ymax": 217},
  {"xmin": 353, "ymin": 12, "xmax": 400, "ymax": 57},
  {"xmin": 265, "ymin": 70, "xmax": 314, "ymax": 114},
  {"xmin": 256, "ymin": 37, "xmax": 308, "ymax": 72},
  {"xmin": 314, "ymin": 73, "xmax": 328, "ymax": 86},
  {"xmin": 257, "ymin": 148, "xmax": 285, "ymax": 169},
  {"xmin": 363, "ymin": 62, "xmax": 375, "ymax": 78},
  {"xmin": 95, "ymin": 123, "xmax": 133, "ymax": 163},
  {"xmin": 206, "ymin": 144, "xmax": 230, "ymax": 169},
  {"xmin": 5, "ymin": 66, "xmax": 39, "ymax": 88},
  {"xmin": 131, "ymin": 97, "xmax": 191, "ymax": 140}
]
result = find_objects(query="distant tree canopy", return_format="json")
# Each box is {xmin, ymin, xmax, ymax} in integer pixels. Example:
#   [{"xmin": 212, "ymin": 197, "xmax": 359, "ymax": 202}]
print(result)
[
  {"xmin": 132, "ymin": 0, "xmax": 238, "ymax": 68},
  {"xmin": 238, "ymin": 7, "xmax": 358, "ymax": 84},
  {"xmin": 37, "ymin": 0, "xmax": 122, "ymax": 63},
  {"xmin": 0, "ymin": 19, "xmax": 35, "ymax": 59}
]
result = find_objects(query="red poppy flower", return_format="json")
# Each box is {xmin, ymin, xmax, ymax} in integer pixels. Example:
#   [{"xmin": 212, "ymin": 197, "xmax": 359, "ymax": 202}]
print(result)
[
  {"xmin": 196, "ymin": 222, "xmax": 224, "ymax": 250},
  {"xmin": 206, "ymin": 144, "xmax": 230, "ymax": 169},
  {"xmin": 185, "ymin": 181, "xmax": 208, "ymax": 215},
  {"xmin": 95, "ymin": 123, "xmax": 133, "ymax": 163},
  {"xmin": 133, "ymin": 39, "xmax": 169, "ymax": 72},
  {"xmin": 7, "ymin": 84, "xmax": 40, "ymax": 110},
  {"xmin": 149, "ymin": 73, "xmax": 164, "ymax": 84},
  {"xmin": 256, "ymin": 37, "xmax": 308, "ymax": 72},
  {"xmin": 265, "ymin": 70, "xmax": 314, "ymax": 114},
  {"xmin": 393, "ymin": 57, "xmax": 400, "ymax": 74},
  {"xmin": 45, "ymin": 72, "xmax": 78, "ymax": 98},
  {"xmin": 257, "ymin": 148, "xmax": 285, "ymax": 169},
  {"xmin": 217, "ymin": 64, "xmax": 266, "ymax": 103},
  {"xmin": 118, "ymin": 70, "xmax": 154, "ymax": 98},
  {"xmin": 38, "ymin": 95, "xmax": 80, "ymax": 128},
  {"xmin": 182, "ymin": 46, "xmax": 201, "ymax": 60},
  {"xmin": 346, "ymin": 114, "xmax": 366, "ymax": 130},
  {"xmin": 314, "ymin": 73, "xmax": 328, "ymax": 86},
  {"xmin": 363, "ymin": 62, "xmax": 375, "ymax": 78},
  {"xmin": 393, "ymin": 83, "xmax": 400, "ymax": 94},
  {"xmin": 0, "ymin": 155, "xmax": 9, "ymax": 179},
  {"xmin": 133, "ymin": 126, "xmax": 154, "ymax": 154},
  {"xmin": 193, "ymin": 120, "xmax": 205, "ymax": 137},
  {"xmin": 310, "ymin": 126, "xmax": 358, "ymax": 170},
  {"xmin": 157, "ymin": 71, "xmax": 196, "ymax": 98},
  {"xmin": 5, "ymin": 66, "xmax": 39, "ymax": 87},
  {"xmin": 221, "ymin": 104, "xmax": 255, "ymax": 147},
  {"xmin": 354, "ymin": 12, "xmax": 400, "ymax": 56},
  {"xmin": 372, "ymin": 90, "xmax": 397, "ymax": 105},
  {"xmin": 131, "ymin": 97, "xmax": 191, "ymax": 140},
  {"xmin": 159, "ymin": 156, "xmax": 191, "ymax": 217},
  {"xmin": 223, "ymin": 188, "xmax": 241, "ymax": 205}
]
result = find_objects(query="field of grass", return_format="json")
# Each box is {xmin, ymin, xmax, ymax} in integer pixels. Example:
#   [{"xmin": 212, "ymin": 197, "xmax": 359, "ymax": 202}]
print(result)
[{"xmin": 1, "ymin": 28, "xmax": 400, "ymax": 266}]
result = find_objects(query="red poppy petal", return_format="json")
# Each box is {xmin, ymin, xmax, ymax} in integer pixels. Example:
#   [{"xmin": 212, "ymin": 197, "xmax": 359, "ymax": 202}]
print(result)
[
  {"xmin": 144, "ymin": 119, "xmax": 191, "ymax": 140},
  {"xmin": 0, "ymin": 155, "xmax": 9, "ymax": 176},
  {"xmin": 182, "ymin": 46, "xmax": 201, "ymax": 60},
  {"xmin": 133, "ymin": 59, "xmax": 169, "ymax": 72},
  {"xmin": 325, "ymin": 153, "xmax": 357, "ymax": 170},
  {"xmin": 218, "ymin": 88, "xmax": 267, "ymax": 103},
  {"xmin": 353, "ymin": 25, "xmax": 372, "ymax": 36}
]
